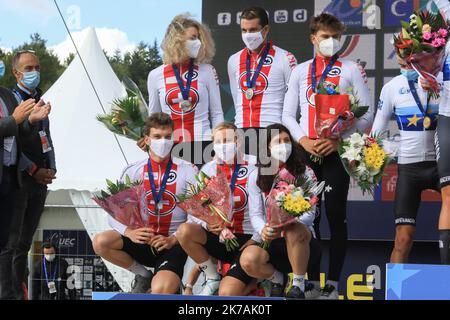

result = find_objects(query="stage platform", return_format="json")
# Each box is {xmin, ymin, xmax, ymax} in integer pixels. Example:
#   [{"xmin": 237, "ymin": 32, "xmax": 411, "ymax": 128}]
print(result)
[
  {"xmin": 92, "ymin": 292, "xmax": 284, "ymax": 300},
  {"xmin": 386, "ymin": 263, "xmax": 450, "ymax": 300}
]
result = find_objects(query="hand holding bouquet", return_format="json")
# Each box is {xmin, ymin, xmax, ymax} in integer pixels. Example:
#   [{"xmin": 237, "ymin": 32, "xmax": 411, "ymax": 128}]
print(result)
[
  {"xmin": 261, "ymin": 168, "xmax": 325, "ymax": 250},
  {"xmin": 93, "ymin": 175, "xmax": 158, "ymax": 255},
  {"xmin": 394, "ymin": 10, "xmax": 450, "ymax": 98},
  {"xmin": 312, "ymin": 83, "xmax": 369, "ymax": 163},
  {"xmin": 97, "ymin": 77, "xmax": 149, "ymax": 141},
  {"xmin": 177, "ymin": 171, "xmax": 239, "ymax": 251},
  {"xmin": 339, "ymin": 132, "xmax": 393, "ymax": 195}
]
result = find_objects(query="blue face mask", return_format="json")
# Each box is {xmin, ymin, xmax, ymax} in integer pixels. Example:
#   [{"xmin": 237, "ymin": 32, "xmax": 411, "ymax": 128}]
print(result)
[
  {"xmin": 0, "ymin": 61, "xmax": 5, "ymax": 79},
  {"xmin": 400, "ymin": 69, "xmax": 419, "ymax": 82},
  {"xmin": 20, "ymin": 70, "xmax": 40, "ymax": 90}
]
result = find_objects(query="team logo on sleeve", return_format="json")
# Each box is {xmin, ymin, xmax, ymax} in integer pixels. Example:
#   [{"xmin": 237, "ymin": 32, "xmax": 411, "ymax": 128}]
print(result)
[
  {"xmin": 146, "ymin": 190, "xmax": 177, "ymax": 217},
  {"xmin": 167, "ymin": 171, "xmax": 177, "ymax": 184},
  {"xmin": 183, "ymin": 70, "xmax": 199, "ymax": 81},
  {"xmin": 239, "ymin": 71, "xmax": 269, "ymax": 95},
  {"xmin": 165, "ymin": 87, "xmax": 199, "ymax": 115},
  {"xmin": 237, "ymin": 166, "xmax": 249, "ymax": 179},
  {"xmin": 233, "ymin": 185, "xmax": 248, "ymax": 212},
  {"xmin": 328, "ymin": 66, "xmax": 342, "ymax": 77},
  {"xmin": 263, "ymin": 55, "xmax": 274, "ymax": 66}
]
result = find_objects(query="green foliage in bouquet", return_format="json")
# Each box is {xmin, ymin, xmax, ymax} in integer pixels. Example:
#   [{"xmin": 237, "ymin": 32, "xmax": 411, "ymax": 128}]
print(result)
[
  {"xmin": 97, "ymin": 77, "xmax": 149, "ymax": 141},
  {"xmin": 95, "ymin": 175, "xmax": 142, "ymax": 201}
]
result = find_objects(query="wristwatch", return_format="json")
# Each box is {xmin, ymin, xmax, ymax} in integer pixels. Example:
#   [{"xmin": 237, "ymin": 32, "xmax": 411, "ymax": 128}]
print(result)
[{"xmin": 184, "ymin": 283, "xmax": 193, "ymax": 289}]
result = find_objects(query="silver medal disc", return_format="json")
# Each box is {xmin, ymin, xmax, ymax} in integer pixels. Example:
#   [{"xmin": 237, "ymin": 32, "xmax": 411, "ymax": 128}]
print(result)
[
  {"xmin": 180, "ymin": 100, "xmax": 192, "ymax": 112},
  {"xmin": 245, "ymin": 88, "xmax": 254, "ymax": 100}
]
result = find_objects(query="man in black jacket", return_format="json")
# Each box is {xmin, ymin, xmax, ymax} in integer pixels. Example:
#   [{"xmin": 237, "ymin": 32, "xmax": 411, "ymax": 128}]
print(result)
[
  {"xmin": 0, "ymin": 63, "xmax": 51, "ymax": 299},
  {"xmin": 32, "ymin": 243, "xmax": 69, "ymax": 300},
  {"xmin": 0, "ymin": 51, "xmax": 56, "ymax": 300}
]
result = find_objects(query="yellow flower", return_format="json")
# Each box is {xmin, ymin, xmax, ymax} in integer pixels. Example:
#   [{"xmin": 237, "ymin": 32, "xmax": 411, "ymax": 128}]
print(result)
[{"xmin": 363, "ymin": 144, "xmax": 386, "ymax": 170}]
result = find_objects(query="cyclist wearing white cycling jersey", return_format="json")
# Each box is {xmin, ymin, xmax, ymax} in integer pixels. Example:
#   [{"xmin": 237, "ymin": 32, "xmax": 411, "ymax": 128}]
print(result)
[
  {"xmin": 146, "ymin": 14, "xmax": 224, "ymax": 166},
  {"xmin": 92, "ymin": 113, "xmax": 197, "ymax": 294},
  {"xmin": 428, "ymin": 0, "xmax": 450, "ymax": 264},
  {"xmin": 372, "ymin": 54, "xmax": 441, "ymax": 263},
  {"xmin": 282, "ymin": 13, "xmax": 374, "ymax": 299},
  {"xmin": 227, "ymin": 6, "xmax": 297, "ymax": 155}
]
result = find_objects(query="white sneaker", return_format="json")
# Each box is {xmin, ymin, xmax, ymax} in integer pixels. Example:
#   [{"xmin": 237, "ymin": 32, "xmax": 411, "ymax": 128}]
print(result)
[
  {"xmin": 199, "ymin": 278, "xmax": 221, "ymax": 296},
  {"xmin": 304, "ymin": 283, "xmax": 321, "ymax": 300},
  {"xmin": 319, "ymin": 284, "xmax": 339, "ymax": 300}
]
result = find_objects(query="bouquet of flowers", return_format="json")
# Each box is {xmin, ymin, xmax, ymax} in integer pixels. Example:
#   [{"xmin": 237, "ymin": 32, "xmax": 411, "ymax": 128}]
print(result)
[
  {"xmin": 93, "ymin": 175, "xmax": 158, "ymax": 255},
  {"xmin": 394, "ymin": 10, "xmax": 450, "ymax": 97},
  {"xmin": 312, "ymin": 83, "xmax": 369, "ymax": 163},
  {"xmin": 261, "ymin": 168, "xmax": 325, "ymax": 250},
  {"xmin": 97, "ymin": 77, "xmax": 149, "ymax": 141},
  {"xmin": 339, "ymin": 132, "xmax": 393, "ymax": 195},
  {"xmin": 177, "ymin": 171, "xmax": 239, "ymax": 251}
]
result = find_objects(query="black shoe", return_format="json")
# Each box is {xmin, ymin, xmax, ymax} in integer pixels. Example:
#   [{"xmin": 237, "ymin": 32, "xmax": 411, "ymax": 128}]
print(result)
[
  {"xmin": 270, "ymin": 282, "xmax": 285, "ymax": 297},
  {"xmin": 285, "ymin": 285, "xmax": 306, "ymax": 300},
  {"xmin": 319, "ymin": 284, "xmax": 339, "ymax": 300}
]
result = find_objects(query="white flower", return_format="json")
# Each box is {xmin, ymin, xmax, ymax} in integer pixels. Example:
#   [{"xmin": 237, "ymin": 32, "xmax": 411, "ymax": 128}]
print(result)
[
  {"xmin": 275, "ymin": 192, "xmax": 286, "ymax": 202},
  {"xmin": 341, "ymin": 147, "xmax": 362, "ymax": 162},
  {"xmin": 355, "ymin": 163, "xmax": 367, "ymax": 177},
  {"xmin": 292, "ymin": 189, "xmax": 304, "ymax": 198},
  {"xmin": 348, "ymin": 133, "xmax": 365, "ymax": 148}
]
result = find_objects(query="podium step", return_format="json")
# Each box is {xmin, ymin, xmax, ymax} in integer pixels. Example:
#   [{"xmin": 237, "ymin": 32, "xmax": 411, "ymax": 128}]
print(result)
[{"xmin": 386, "ymin": 263, "xmax": 450, "ymax": 300}]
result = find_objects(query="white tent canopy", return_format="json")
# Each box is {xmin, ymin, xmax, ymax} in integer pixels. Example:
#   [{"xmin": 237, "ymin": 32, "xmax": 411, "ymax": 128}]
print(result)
[
  {"xmin": 42, "ymin": 27, "xmax": 148, "ymax": 292},
  {"xmin": 43, "ymin": 27, "xmax": 145, "ymax": 192}
]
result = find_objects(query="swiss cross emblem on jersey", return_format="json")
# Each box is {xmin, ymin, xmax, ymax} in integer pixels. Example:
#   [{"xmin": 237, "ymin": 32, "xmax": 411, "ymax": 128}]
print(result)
[
  {"xmin": 239, "ymin": 71, "xmax": 269, "ymax": 95},
  {"xmin": 233, "ymin": 185, "xmax": 248, "ymax": 212},
  {"xmin": 238, "ymin": 54, "xmax": 273, "ymax": 95},
  {"xmin": 146, "ymin": 190, "xmax": 177, "ymax": 217},
  {"xmin": 165, "ymin": 87, "xmax": 200, "ymax": 116}
]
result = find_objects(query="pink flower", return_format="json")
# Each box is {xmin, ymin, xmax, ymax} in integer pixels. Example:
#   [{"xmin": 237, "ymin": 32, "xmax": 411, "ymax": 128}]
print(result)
[
  {"xmin": 432, "ymin": 38, "xmax": 446, "ymax": 48},
  {"xmin": 439, "ymin": 28, "xmax": 448, "ymax": 38},
  {"xmin": 278, "ymin": 168, "xmax": 296, "ymax": 182},
  {"xmin": 423, "ymin": 32, "xmax": 433, "ymax": 41},
  {"xmin": 277, "ymin": 181, "xmax": 289, "ymax": 188},
  {"xmin": 431, "ymin": 39, "xmax": 440, "ymax": 47}
]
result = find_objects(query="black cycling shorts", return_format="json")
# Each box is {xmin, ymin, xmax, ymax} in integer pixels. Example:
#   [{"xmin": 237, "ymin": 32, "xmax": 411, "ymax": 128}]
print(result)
[
  {"xmin": 203, "ymin": 230, "xmax": 253, "ymax": 285},
  {"xmin": 121, "ymin": 236, "xmax": 187, "ymax": 279},
  {"xmin": 436, "ymin": 115, "xmax": 450, "ymax": 188},
  {"xmin": 394, "ymin": 161, "xmax": 440, "ymax": 226}
]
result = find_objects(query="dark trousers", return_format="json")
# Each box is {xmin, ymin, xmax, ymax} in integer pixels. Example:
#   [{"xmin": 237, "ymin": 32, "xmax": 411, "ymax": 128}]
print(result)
[
  {"xmin": 0, "ymin": 174, "xmax": 47, "ymax": 300},
  {"xmin": 0, "ymin": 166, "xmax": 18, "ymax": 299},
  {"xmin": 301, "ymin": 149, "xmax": 350, "ymax": 282}
]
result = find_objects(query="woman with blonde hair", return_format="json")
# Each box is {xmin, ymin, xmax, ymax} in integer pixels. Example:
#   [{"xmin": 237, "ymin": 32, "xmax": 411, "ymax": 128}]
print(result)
[{"xmin": 147, "ymin": 13, "xmax": 224, "ymax": 165}]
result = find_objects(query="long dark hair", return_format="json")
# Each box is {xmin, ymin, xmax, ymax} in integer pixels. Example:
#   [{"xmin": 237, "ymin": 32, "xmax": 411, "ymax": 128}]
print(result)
[{"xmin": 256, "ymin": 124, "xmax": 306, "ymax": 193}]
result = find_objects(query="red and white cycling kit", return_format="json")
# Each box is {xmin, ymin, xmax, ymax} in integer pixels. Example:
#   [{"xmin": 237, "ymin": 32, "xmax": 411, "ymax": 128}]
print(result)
[
  {"xmin": 228, "ymin": 41, "xmax": 297, "ymax": 129},
  {"xmin": 282, "ymin": 55, "xmax": 373, "ymax": 142},
  {"xmin": 199, "ymin": 155, "xmax": 257, "ymax": 236},
  {"xmin": 247, "ymin": 166, "xmax": 319, "ymax": 243},
  {"xmin": 147, "ymin": 62, "xmax": 224, "ymax": 143},
  {"xmin": 108, "ymin": 157, "xmax": 198, "ymax": 237}
]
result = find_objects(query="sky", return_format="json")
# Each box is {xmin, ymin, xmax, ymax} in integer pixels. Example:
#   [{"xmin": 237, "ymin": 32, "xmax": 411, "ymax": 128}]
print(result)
[{"xmin": 0, "ymin": 0, "xmax": 202, "ymax": 62}]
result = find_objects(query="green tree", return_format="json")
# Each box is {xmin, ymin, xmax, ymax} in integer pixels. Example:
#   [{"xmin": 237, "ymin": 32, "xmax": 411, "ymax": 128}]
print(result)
[{"xmin": 0, "ymin": 33, "xmax": 65, "ymax": 92}]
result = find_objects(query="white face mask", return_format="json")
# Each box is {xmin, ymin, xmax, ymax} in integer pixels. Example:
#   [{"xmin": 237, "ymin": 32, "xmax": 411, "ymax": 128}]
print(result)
[
  {"xmin": 318, "ymin": 37, "xmax": 341, "ymax": 57},
  {"xmin": 271, "ymin": 143, "xmax": 292, "ymax": 163},
  {"xmin": 214, "ymin": 143, "xmax": 237, "ymax": 163},
  {"xmin": 45, "ymin": 254, "xmax": 56, "ymax": 262},
  {"xmin": 149, "ymin": 138, "xmax": 174, "ymax": 158},
  {"xmin": 186, "ymin": 39, "xmax": 202, "ymax": 59},
  {"xmin": 242, "ymin": 30, "xmax": 265, "ymax": 51}
]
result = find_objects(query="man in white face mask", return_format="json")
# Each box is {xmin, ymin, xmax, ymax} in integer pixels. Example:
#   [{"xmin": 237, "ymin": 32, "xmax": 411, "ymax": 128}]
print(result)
[
  {"xmin": 92, "ymin": 113, "xmax": 198, "ymax": 295},
  {"xmin": 31, "ymin": 243, "xmax": 69, "ymax": 300},
  {"xmin": 227, "ymin": 6, "xmax": 298, "ymax": 157},
  {"xmin": 282, "ymin": 13, "xmax": 374, "ymax": 300}
]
